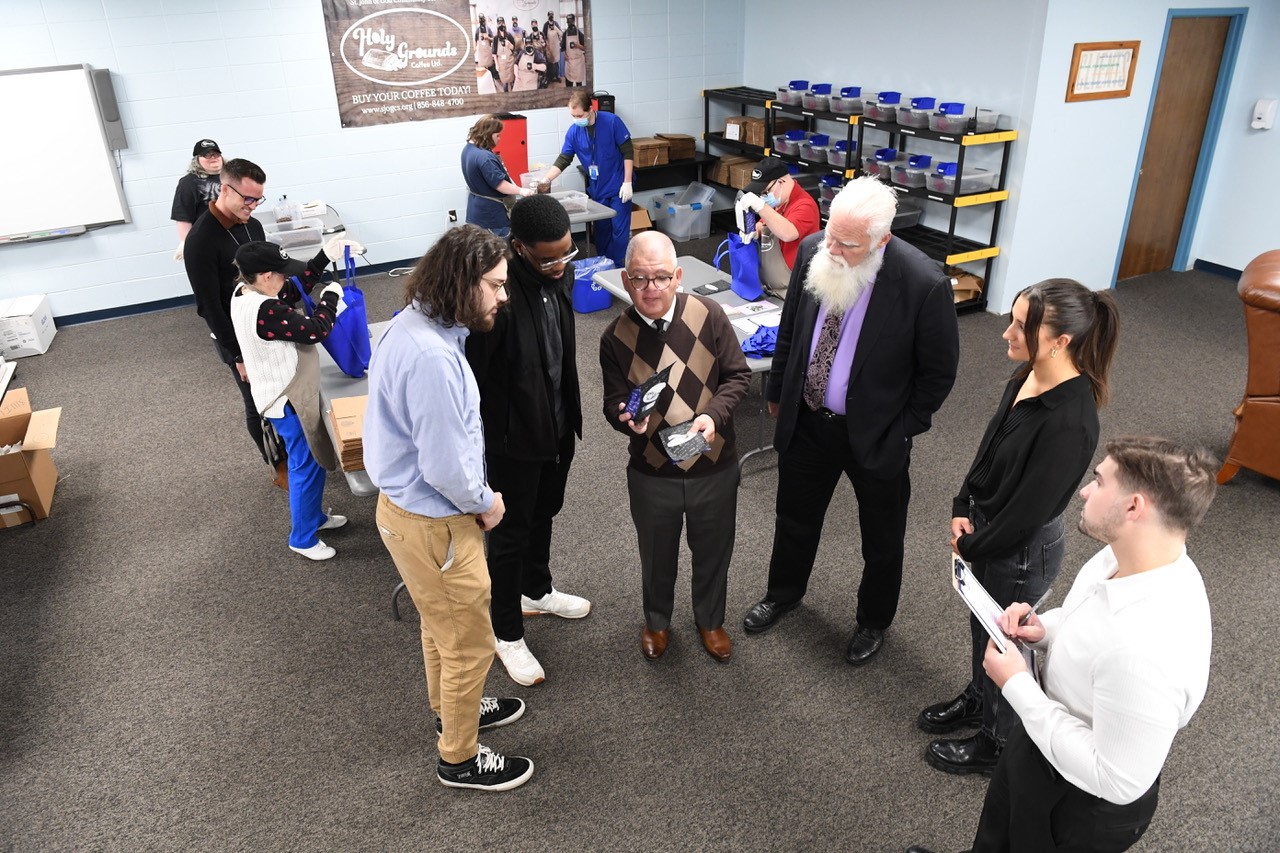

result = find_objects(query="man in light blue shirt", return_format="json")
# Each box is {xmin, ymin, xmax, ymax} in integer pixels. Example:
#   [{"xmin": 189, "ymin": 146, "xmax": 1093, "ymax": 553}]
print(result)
[{"xmin": 364, "ymin": 225, "xmax": 534, "ymax": 793}]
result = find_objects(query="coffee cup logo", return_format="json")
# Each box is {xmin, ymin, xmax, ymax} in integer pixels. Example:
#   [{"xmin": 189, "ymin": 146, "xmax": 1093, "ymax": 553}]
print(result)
[{"xmin": 341, "ymin": 9, "xmax": 469, "ymax": 86}]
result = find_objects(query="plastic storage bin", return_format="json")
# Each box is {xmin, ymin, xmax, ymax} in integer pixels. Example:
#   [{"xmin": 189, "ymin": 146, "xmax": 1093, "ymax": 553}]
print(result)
[
  {"xmin": 521, "ymin": 168, "xmax": 554, "ymax": 190},
  {"xmin": 778, "ymin": 129, "xmax": 806, "ymax": 156},
  {"xmin": 572, "ymin": 256, "xmax": 616, "ymax": 314},
  {"xmin": 801, "ymin": 133, "xmax": 831, "ymax": 161},
  {"xmin": 651, "ymin": 192, "xmax": 713, "ymax": 242},
  {"xmin": 863, "ymin": 91, "xmax": 902, "ymax": 122},
  {"xmin": 263, "ymin": 218, "xmax": 323, "ymax": 251},
  {"xmin": 929, "ymin": 102, "xmax": 968, "ymax": 133},
  {"xmin": 819, "ymin": 196, "xmax": 832, "ymax": 217},
  {"xmin": 777, "ymin": 79, "xmax": 808, "ymax": 106},
  {"xmin": 897, "ymin": 97, "xmax": 936, "ymax": 128},
  {"xmin": 830, "ymin": 86, "xmax": 863, "ymax": 115},
  {"xmin": 550, "ymin": 190, "xmax": 591, "ymax": 215},
  {"xmin": 863, "ymin": 147, "xmax": 904, "ymax": 180},
  {"xmin": 972, "ymin": 108, "xmax": 998, "ymax": 133},
  {"xmin": 828, "ymin": 139, "xmax": 855, "ymax": 168},
  {"xmin": 674, "ymin": 182, "xmax": 716, "ymax": 206},
  {"xmin": 819, "ymin": 174, "xmax": 843, "ymax": 202},
  {"xmin": 927, "ymin": 163, "xmax": 997, "ymax": 195},
  {"xmin": 891, "ymin": 154, "xmax": 933, "ymax": 188},
  {"xmin": 802, "ymin": 83, "xmax": 832, "ymax": 111},
  {"xmin": 892, "ymin": 200, "xmax": 923, "ymax": 230}
]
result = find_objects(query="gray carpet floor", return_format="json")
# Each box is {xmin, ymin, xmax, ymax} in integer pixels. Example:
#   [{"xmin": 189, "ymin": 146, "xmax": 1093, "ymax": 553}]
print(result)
[{"xmin": 3, "ymin": 239, "xmax": 1279, "ymax": 852}]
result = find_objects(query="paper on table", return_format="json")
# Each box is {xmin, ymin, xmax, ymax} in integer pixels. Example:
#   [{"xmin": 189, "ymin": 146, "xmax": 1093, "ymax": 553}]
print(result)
[
  {"xmin": 731, "ymin": 317, "xmax": 759, "ymax": 334},
  {"xmin": 951, "ymin": 553, "xmax": 1009, "ymax": 653},
  {"xmin": 750, "ymin": 311, "xmax": 783, "ymax": 327},
  {"xmin": 724, "ymin": 300, "xmax": 776, "ymax": 316}
]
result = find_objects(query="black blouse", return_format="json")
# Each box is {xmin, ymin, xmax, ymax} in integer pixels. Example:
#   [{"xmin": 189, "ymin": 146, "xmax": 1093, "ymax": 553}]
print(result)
[{"xmin": 953, "ymin": 373, "xmax": 1099, "ymax": 561}]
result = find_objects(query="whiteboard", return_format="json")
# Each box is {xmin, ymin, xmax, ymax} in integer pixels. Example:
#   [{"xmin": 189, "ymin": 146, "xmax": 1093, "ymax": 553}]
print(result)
[{"xmin": 0, "ymin": 65, "xmax": 130, "ymax": 240}]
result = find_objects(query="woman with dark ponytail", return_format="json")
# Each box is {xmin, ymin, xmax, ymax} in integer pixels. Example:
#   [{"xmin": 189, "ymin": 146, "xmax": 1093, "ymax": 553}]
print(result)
[{"xmin": 918, "ymin": 278, "xmax": 1120, "ymax": 776}]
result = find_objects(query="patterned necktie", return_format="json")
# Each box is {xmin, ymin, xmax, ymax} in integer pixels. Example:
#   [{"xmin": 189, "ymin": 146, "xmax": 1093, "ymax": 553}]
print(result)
[{"xmin": 803, "ymin": 309, "xmax": 843, "ymax": 411}]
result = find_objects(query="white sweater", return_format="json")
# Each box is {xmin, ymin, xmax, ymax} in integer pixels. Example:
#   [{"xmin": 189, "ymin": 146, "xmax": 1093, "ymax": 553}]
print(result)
[{"xmin": 231, "ymin": 286, "xmax": 299, "ymax": 419}]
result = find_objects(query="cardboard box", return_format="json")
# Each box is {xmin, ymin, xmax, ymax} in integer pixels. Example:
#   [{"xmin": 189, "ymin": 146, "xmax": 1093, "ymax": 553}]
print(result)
[
  {"xmin": 630, "ymin": 203, "xmax": 653, "ymax": 234},
  {"xmin": 709, "ymin": 154, "xmax": 753, "ymax": 186},
  {"xmin": 631, "ymin": 137, "xmax": 670, "ymax": 168},
  {"xmin": 944, "ymin": 265, "xmax": 985, "ymax": 303},
  {"xmin": 656, "ymin": 133, "xmax": 696, "ymax": 160},
  {"xmin": 728, "ymin": 160, "xmax": 757, "ymax": 190},
  {"xmin": 328, "ymin": 394, "xmax": 366, "ymax": 472},
  {"xmin": 0, "ymin": 295, "xmax": 57, "ymax": 359},
  {"xmin": 0, "ymin": 387, "xmax": 62, "ymax": 528},
  {"xmin": 742, "ymin": 117, "xmax": 769, "ymax": 149},
  {"xmin": 723, "ymin": 116, "xmax": 750, "ymax": 142}
]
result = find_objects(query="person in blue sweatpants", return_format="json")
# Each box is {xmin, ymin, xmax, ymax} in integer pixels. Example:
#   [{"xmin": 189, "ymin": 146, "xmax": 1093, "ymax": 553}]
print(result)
[{"xmin": 540, "ymin": 89, "xmax": 634, "ymax": 268}]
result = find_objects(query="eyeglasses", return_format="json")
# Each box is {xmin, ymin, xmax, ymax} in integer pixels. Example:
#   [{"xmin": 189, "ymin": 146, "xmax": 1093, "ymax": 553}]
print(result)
[
  {"xmin": 527, "ymin": 245, "xmax": 579, "ymax": 271},
  {"xmin": 481, "ymin": 276, "xmax": 508, "ymax": 295},
  {"xmin": 224, "ymin": 184, "xmax": 266, "ymax": 206},
  {"xmin": 626, "ymin": 272, "xmax": 676, "ymax": 291}
]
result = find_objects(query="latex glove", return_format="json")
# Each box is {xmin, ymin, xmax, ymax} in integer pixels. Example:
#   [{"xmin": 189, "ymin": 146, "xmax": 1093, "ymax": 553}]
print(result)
[
  {"xmin": 319, "ymin": 282, "xmax": 345, "ymax": 302},
  {"xmin": 518, "ymin": 186, "xmax": 535, "ymax": 197},
  {"xmin": 619, "ymin": 182, "xmax": 633, "ymax": 203},
  {"xmin": 323, "ymin": 236, "xmax": 365, "ymax": 262},
  {"xmin": 173, "ymin": 242, "xmax": 185, "ymax": 261},
  {"xmin": 739, "ymin": 191, "xmax": 765, "ymax": 213}
]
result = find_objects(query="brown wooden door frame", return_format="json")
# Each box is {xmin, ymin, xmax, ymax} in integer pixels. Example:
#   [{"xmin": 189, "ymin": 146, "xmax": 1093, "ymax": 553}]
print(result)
[{"xmin": 1114, "ymin": 10, "xmax": 1246, "ymax": 282}]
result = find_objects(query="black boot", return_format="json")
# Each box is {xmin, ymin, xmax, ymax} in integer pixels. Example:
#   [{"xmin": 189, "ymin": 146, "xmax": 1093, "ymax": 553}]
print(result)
[{"xmin": 925, "ymin": 730, "xmax": 1001, "ymax": 776}]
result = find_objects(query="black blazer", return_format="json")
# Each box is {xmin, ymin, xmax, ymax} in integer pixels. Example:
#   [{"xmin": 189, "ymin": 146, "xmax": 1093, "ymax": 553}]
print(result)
[
  {"xmin": 766, "ymin": 234, "xmax": 960, "ymax": 477},
  {"xmin": 466, "ymin": 256, "xmax": 583, "ymax": 461}
]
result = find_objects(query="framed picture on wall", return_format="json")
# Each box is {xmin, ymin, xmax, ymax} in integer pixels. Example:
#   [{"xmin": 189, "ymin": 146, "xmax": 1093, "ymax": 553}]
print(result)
[{"xmin": 1066, "ymin": 41, "xmax": 1140, "ymax": 102}]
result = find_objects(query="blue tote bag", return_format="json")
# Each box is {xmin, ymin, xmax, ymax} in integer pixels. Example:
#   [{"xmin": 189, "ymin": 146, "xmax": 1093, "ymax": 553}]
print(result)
[
  {"xmin": 301, "ymin": 247, "xmax": 371, "ymax": 378},
  {"xmin": 712, "ymin": 233, "xmax": 763, "ymax": 301}
]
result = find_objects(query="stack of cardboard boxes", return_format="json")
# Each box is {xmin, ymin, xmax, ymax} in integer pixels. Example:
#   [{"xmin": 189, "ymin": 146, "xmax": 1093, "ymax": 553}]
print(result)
[
  {"xmin": 0, "ymin": 387, "xmax": 61, "ymax": 528},
  {"xmin": 631, "ymin": 137, "xmax": 670, "ymax": 168}
]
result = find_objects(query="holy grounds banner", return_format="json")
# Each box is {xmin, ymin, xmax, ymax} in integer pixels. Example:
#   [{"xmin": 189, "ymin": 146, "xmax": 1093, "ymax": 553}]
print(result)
[{"xmin": 322, "ymin": 0, "xmax": 594, "ymax": 128}]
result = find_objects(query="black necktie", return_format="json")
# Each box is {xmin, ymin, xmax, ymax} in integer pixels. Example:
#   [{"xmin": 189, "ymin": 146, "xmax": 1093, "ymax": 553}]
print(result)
[{"xmin": 654, "ymin": 319, "xmax": 667, "ymax": 341}]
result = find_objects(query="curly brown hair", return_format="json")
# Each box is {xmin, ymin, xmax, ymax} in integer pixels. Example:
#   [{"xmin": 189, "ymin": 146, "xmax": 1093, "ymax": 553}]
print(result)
[
  {"xmin": 403, "ymin": 226, "xmax": 509, "ymax": 328},
  {"xmin": 467, "ymin": 115, "xmax": 504, "ymax": 150}
]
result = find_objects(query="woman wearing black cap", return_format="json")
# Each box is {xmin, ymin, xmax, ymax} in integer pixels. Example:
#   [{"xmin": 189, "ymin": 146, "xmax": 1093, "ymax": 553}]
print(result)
[
  {"xmin": 230, "ymin": 240, "xmax": 353, "ymax": 560},
  {"xmin": 172, "ymin": 139, "xmax": 224, "ymax": 260}
]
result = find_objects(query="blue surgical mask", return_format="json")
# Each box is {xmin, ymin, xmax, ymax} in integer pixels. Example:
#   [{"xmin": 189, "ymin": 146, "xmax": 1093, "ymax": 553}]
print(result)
[
  {"xmin": 761, "ymin": 192, "xmax": 782, "ymax": 208},
  {"xmin": 573, "ymin": 117, "xmax": 589, "ymax": 127}
]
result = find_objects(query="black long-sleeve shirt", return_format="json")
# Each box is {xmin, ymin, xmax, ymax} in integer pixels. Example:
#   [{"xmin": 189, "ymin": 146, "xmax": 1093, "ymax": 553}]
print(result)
[
  {"xmin": 953, "ymin": 373, "xmax": 1099, "ymax": 561},
  {"xmin": 183, "ymin": 202, "xmax": 330, "ymax": 361}
]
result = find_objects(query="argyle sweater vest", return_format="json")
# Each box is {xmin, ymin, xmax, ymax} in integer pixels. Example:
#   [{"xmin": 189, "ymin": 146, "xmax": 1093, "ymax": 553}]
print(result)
[{"xmin": 601, "ymin": 293, "xmax": 750, "ymax": 477}]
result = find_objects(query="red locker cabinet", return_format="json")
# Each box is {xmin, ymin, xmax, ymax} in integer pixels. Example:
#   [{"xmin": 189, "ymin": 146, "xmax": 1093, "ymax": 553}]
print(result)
[{"xmin": 494, "ymin": 112, "xmax": 528, "ymax": 181}]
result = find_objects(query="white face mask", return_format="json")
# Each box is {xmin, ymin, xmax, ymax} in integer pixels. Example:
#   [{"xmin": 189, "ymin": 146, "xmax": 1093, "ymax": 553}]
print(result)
[
  {"xmin": 573, "ymin": 116, "xmax": 589, "ymax": 127},
  {"xmin": 761, "ymin": 192, "xmax": 782, "ymax": 208}
]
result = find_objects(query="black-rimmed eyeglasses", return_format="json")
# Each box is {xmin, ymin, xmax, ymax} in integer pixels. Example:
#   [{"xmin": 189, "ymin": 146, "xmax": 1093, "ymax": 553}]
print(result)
[{"xmin": 224, "ymin": 184, "xmax": 266, "ymax": 206}]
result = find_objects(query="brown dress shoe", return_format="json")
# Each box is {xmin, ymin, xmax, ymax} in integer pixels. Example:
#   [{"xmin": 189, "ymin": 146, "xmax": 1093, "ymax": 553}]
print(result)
[
  {"xmin": 272, "ymin": 460, "xmax": 290, "ymax": 491},
  {"xmin": 699, "ymin": 626, "xmax": 732, "ymax": 662},
  {"xmin": 641, "ymin": 627, "xmax": 669, "ymax": 660}
]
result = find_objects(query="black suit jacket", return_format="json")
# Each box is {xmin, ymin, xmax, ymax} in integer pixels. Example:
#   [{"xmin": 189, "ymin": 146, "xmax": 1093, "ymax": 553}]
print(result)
[
  {"xmin": 766, "ymin": 234, "xmax": 960, "ymax": 477},
  {"xmin": 466, "ymin": 256, "xmax": 583, "ymax": 461}
]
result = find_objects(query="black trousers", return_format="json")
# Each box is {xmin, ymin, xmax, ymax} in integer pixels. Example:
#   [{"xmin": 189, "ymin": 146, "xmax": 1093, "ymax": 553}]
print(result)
[
  {"xmin": 764, "ymin": 405, "xmax": 911, "ymax": 629},
  {"xmin": 215, "ymin": 340, "xmax": 267, "ymax": 463},
  {"xmin": 626, "ymin": 462, "xmax": 739, "ymax": 631},
  {"xmin": 973, "ymin": 723, "xmax": 1160, "ymax": 853},
  {"xmin": 484, "ymin": 432, "xmax": 574, "ymax": 641}
]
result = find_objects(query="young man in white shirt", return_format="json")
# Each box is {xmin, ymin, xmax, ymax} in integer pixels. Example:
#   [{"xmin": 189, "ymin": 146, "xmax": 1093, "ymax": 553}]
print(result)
[{"xmin": 909, "ymin": 435, "xmax": 1218, "ymax": 853}]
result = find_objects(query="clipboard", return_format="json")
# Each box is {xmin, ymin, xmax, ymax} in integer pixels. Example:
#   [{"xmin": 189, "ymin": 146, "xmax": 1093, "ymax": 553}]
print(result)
[{"xmin": 951, "ymin": 553, "xmax": 1010, "ymax": 653}]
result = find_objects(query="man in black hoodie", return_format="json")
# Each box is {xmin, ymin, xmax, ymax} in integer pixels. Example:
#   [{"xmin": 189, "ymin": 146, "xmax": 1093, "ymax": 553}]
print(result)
[{"xmin": 465, "ymin": 194, "xmax": 591, "ymax": 687}]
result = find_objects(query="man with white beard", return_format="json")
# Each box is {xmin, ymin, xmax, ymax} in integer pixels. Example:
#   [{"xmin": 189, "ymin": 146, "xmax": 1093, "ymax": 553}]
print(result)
[{"xmin": 742, "ymin": 177, "xmax": 960, "ymax": 665}]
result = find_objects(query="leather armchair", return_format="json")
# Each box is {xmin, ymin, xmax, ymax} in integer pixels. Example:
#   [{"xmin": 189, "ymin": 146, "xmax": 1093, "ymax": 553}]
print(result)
[{"xmin": 1218, "ymin": 250, "xmax": 1280, "ymax": 484}]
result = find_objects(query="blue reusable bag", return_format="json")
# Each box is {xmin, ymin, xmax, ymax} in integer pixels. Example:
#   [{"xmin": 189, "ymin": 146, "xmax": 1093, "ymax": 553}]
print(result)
[
  {"xmin": 301, "ymin": 247, "xmax": 371, "ymax": 378},
  {"xmin": 713, "ymin": 234, "xmax": 763, "ymax": 301}
]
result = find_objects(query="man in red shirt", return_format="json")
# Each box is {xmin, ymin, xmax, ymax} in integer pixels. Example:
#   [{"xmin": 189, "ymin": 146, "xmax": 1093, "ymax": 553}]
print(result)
[{"xmin": 740, "ymin": 158, "xmax": 821, "ymax": 293}]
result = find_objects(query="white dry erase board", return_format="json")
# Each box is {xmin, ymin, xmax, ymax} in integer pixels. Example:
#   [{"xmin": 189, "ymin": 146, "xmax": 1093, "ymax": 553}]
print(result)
[{"xmin": 0, "ymin": 65, "xmax": 130, "ymax": 242}]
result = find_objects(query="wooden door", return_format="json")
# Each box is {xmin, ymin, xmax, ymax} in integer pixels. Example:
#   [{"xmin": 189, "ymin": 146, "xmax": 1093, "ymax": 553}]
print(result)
[{"xmin": 1118, "ymin": 17, "xmax": 1230, "ymax": 280}]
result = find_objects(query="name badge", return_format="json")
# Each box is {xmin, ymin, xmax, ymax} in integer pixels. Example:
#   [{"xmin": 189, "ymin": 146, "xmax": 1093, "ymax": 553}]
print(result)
[{"xmin": 588, "ymin": 164, "xmax": 599, "ymax": 181}]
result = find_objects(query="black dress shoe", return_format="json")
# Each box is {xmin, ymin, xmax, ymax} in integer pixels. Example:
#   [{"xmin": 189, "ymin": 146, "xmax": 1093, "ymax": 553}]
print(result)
[
  {"xmin": 844, "ymin": 625, "xmax": 884, "ymax": 665},
  {"xmin": 917, "ymin": 689, "xmax": 983, "ymax": 734},
  {"xmin": 904, "ymin": 847, "xmax": 939, "ymax": 853},
  {"xmin": 925, "ymin": 731, "xmax": 1001, "ymax": 776},
  {"xmin": 742, "ymin": 598, "xmax": 798, "ymax": 634}
]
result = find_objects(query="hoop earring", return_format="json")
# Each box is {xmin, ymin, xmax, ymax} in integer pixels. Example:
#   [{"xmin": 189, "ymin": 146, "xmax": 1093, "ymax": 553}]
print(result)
[{"xmin": 1050, "ymin": 347, "xmax": 1058, "ymax": 358}]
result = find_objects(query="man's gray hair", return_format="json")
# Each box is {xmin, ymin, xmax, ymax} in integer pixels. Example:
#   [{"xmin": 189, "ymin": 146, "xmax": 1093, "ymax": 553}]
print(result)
[
  {"xmin": 624, "ymin": 230, "xmax": 678, "ymax": 270},
  {"xmin": 829, "ymin": 176, "xmax": 898, "ymax": 243}
]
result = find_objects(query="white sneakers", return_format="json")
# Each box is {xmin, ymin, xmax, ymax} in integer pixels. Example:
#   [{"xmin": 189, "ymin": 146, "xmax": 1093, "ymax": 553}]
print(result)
[
  {"xmin": 494, "ymin": 638, "xmax": 546, "ymax": 686},
  {"xmin": 290, "ymin": 540, "xmax": 336, "ymax": 561},
  {"xmin": 521, "ymin": 588, "xmax": 591, "ymax": 619},
  {"xmin": 319, "ymin": 514, "xmax": 348, "ymax": 530}
]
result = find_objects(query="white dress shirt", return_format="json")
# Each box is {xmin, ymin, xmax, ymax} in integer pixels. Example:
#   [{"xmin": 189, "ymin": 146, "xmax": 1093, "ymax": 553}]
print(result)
[{"xmin": 1002, "ymin": 545, "xmax": 1211, "ymax": 804}]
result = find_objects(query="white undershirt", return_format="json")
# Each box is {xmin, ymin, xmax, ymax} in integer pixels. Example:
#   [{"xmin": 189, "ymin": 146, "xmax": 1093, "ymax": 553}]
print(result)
[{"xmin": 1003, "ymin": 545, "xmax": 1211, "ymax": 804}]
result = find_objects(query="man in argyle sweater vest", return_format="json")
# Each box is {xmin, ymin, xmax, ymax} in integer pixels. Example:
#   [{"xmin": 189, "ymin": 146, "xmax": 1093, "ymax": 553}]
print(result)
[{"xmin": 600, "ymin": 232, "xmax": 752, "ymax": 663}]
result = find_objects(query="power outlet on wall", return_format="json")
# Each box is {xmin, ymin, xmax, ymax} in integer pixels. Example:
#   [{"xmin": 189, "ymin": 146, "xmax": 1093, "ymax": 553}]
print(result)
[{"xmin": 447, "ymin": 209, "xmax": 457, "ymax": 223}]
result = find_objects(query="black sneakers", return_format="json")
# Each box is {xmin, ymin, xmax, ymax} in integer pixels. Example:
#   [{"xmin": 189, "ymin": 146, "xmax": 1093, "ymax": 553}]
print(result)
[
  {"xmin": 437, "ymin": 744, "xmax": 534, "ymax": 792},
  {"xmin": 435, "ymin": 696, "xmax": 525, "ymax": 734}
]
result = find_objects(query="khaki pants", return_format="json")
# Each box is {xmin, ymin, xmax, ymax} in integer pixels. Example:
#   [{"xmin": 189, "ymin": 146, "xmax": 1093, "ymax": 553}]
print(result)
[{"xmin": 376, "ymin": 494, "xmax": 495, "ymax": 764}]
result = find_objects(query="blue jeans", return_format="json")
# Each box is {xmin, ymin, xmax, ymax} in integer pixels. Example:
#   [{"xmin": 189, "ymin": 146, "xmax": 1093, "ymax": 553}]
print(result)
[
  {"xmin": 966, "ymin": 505, "xmax": 1065, "ymax": 744},
  {"xmin": 268, "ymin": 404, "xmax": 327, "ymax": 549}
]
